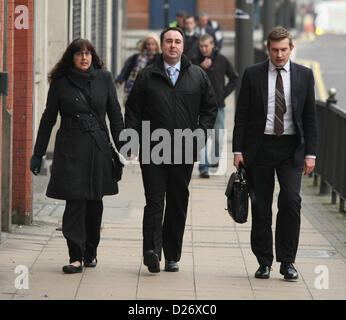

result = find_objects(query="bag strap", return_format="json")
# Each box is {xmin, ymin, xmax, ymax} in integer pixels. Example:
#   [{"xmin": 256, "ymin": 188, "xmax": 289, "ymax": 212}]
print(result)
[
  {"xmin": 75, "ymin": 86, "xmax": 112, "ymax": 145},
  {"xmin": 237, "ymin": 162, "xmax": 256, "ymax": 204}
]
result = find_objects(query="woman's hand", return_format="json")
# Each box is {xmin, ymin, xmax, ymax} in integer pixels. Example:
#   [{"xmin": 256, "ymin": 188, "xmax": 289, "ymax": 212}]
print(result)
[{"xmin": 30, "ymin": 155, "xmax": 42, "ymax": 175}]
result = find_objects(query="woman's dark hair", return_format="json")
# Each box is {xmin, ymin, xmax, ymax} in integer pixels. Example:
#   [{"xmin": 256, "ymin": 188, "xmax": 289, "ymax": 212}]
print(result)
[{"xmin": 48, "ymin": 38, "xmax": 105, "ymax": 83}]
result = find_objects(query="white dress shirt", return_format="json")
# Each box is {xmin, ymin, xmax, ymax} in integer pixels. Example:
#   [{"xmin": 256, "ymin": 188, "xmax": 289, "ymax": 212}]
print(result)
[
  {"xmin": 265, "ymin": 60, "xmax": 296, "ymax": 135},
  {"xmin": 234, "ymin": 59, "xmax": 315, "ymax": 159}
]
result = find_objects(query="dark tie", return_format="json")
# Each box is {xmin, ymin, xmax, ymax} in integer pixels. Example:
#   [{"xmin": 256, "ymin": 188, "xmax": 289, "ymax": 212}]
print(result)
[{"xmin": 274, "ymin": 68, "xmax": 287, "ymax": 136}]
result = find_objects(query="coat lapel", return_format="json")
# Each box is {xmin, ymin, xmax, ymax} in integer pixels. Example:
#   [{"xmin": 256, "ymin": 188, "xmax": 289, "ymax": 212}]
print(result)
[
  {"xmin": 290, "ymin": 61, "xmax": 299, "ymax": 117},
  {"xmin": 259, "ymin": 60, "xmax": 269, "ymax": 118}
]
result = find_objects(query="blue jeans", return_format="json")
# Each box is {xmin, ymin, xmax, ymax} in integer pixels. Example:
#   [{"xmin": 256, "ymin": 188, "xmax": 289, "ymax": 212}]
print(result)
[{"xmin": 199, "ymin": 108, "xmax": 225, "ymax": 173}]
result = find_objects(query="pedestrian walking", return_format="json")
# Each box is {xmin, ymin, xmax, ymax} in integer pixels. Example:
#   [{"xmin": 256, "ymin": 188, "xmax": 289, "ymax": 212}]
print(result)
[
  {"xmin": 192, "ymin": 34, "xmax": 239, "ymax": 178},
  {"xmin": 195, "ymin": 10, "xmax": 223, "ymax": 50},
  {"xmin": 169, "ymin": 10, "xmax": 187, "ymax": 29},
  {"xmin": 115, "ymin": 33, "xmax": 160, "ymax": 105},
  {"xmin": 30, "ymin": 39, "xmax": 124, "ymax": 274},
  {"xmin": 232, "ymin": 27, "xmax": 317, "ymax": 280},
  {"xmin": 183, "ymin": 15, "xmax": 200, "ymax": 61},
  {"xmin": 125, "ymin": 27, "xmax": 218, "ymax": 273}
]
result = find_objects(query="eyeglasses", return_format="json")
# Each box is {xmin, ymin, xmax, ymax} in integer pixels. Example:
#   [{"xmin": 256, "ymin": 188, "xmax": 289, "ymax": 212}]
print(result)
[{"xmin": 75, "ymin": 51, "xmax": 91, "ymax": 57}]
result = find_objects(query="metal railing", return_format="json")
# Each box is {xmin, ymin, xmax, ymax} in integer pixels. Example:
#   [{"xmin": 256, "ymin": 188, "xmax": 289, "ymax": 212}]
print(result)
[{"xmin": 313, "ymin": 89, "xmax": 346, "ymax": 212}]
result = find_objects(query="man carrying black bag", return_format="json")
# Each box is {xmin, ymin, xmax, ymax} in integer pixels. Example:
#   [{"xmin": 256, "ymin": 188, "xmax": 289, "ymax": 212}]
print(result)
[
  {"xmin": 232, "ymin": 27, "xmax": 317, "ymax": 281},
  {"xmin": 225, "ymin": 162, "xmax": 250, "ymax": 224}
]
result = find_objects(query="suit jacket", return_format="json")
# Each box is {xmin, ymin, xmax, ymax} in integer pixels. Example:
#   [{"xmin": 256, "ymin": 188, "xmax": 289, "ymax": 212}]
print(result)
[{"xmin": 232, "ymin": 59, "xmax": 317, "ymax": 167}]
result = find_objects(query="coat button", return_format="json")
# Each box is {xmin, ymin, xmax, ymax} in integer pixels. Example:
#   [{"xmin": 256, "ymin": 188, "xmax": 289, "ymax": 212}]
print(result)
[
  {"xmin": 76, "ymin": 114, "xmax": 80, "ymax": 118},
  {"xmin": 89, "ymin": 114, "xmax": 93, "ymax": 117},
  {"xmin": 75, "ymin": 97, "xmax": 79, "ymax": 101}
]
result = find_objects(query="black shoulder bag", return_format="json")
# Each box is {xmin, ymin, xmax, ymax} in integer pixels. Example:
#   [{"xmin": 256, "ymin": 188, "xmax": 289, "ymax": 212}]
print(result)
[
  {"xmin": 76, "ymin": 88, "xmax": 124, "ymax": 182},
  {"xmin": 225, "ymin": 162, "xmax": 254, "ymax": 224}
]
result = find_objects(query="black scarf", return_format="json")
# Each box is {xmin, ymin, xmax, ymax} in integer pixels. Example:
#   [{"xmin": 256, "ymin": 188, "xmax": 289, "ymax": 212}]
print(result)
[{"xmin": 67, "ymin": 64, "xmax": 97, "ymax": 95}]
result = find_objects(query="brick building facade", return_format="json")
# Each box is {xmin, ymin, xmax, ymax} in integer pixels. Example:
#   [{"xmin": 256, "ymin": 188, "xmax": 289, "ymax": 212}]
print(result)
[
  {"xmin": 126, "ymin": 0, "xmax": 235, "ymax": 30},
  {"xmin": 0, "ymin": 0, "xmax": 34, "ymax": 241},
  {"xmin": 12, "ymin": 0, "xmax": 34, "ymax": 225}
]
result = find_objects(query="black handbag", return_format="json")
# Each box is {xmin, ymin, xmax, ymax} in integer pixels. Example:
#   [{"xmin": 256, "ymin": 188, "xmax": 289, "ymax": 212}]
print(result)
[
  {"xmin": 225, "ymin": 162, "xmax": 252, "ymax": 224},
  {"xmin": 75, "ymin": 87, "xmax": 124, "ymax": 182},
  {"xmin": 109, "ymin": 143, "xmax": 123, "ymax": 182}
]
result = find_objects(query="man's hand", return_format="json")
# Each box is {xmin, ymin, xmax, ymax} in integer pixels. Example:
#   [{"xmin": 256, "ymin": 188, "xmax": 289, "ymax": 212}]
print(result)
[
  {"xmin": 303, "ymin": 157, "xmax": 315, "ymax": 175},
  {"xmin": 200, "ymin": 57, "xmax": 212, "ymax": 70},
  {"xmin": 233, "ymin": 154, "xmax": 244, "ymax": 170}
]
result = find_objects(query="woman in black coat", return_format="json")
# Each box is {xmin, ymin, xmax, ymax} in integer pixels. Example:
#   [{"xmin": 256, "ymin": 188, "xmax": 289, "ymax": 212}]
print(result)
[{"xmin": 30, "ymin": 39, "xmax": 124, "ymax": 274}]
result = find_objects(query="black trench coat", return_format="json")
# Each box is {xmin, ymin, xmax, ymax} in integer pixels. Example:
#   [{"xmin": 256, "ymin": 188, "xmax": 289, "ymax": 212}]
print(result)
[{"xmin": 34, "ymin": 67, "xmax": 124, "ymax": 200}]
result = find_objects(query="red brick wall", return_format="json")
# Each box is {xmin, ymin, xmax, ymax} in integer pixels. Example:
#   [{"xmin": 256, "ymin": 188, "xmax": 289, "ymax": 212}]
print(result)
[
  {"xmin": 6, "ymin": 0, "xmax": 14, "ymax": 114},
  {"xmin": 126, "ymin": 0, "xmax": 235, "ymax": 30},
  {"xmin": 12, "ymin": 0, "xmax": 34, "ymax": 224},
  {"xmin": 196, "ymin": 0, "xmax": 235, "ymax": 30},
  {"xmin": 127, "ymin": 0, "xmax": 149, "ymax": 29}
]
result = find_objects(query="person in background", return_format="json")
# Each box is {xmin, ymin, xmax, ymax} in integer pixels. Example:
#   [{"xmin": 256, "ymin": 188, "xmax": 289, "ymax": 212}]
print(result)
[
  {"xmin": 195, "ymin": 10, "xmax": 223, "ymax": 50},
  {"xmin": 183, "ymin": 15, "xmax": 200, "ymax": 61},
  {"xmin": 192, "ymin": 34, "xmax": 238, "ymax": 178},
  {"xmin": 169, "ymin": 10, "xmax": 187, "ymax": 29},
  {"xmin": 115, "ymin": 33, "xmax": 160, "ymax": 105},
  {"xmin": 30, "ymin": 39, "xmax": 124, "ymax": 274}
]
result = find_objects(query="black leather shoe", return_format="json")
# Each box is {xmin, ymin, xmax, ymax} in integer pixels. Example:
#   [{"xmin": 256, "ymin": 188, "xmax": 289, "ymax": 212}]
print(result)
[
  {"xmin": 84, "ymin": 258, "xmax": 97, "ymax": 268},
  {"xmin": 210, "ymin": 162, "xmax": 219, "ymax": 168},
  {"xmin": 164, "ymin": 260, "xmax": 179, "ymax": 272},
  {"xmin": 280, "ymin": 263, "xmax": 299, "ymax": 280},
  {"xmin": 143, "ymin": 250, "xmax": 160, "ymax": 273},
  {"xmin": 199, "ymin": 171, "xmax": 210, "ymax": 179},
  {"xmin": 62, "ymin": 264, "xmax": 83, "ymax": 274},
  {"xmin": 255, "ymin": 265, "xmax": 271, "ymax": 279}
]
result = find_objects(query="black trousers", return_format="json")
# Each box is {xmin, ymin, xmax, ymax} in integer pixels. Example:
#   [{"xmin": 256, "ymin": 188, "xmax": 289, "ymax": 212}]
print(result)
[
  {"xmin": 140, "ymin": 163, "xmax": 194, "ymax": 262},
  {"xmin": 246, "ymin": 135, "xmax": 302, "ymax": 267},
  {"xmin": 62, "ymin": 199, "xmax": 103, "ymax": 263}
]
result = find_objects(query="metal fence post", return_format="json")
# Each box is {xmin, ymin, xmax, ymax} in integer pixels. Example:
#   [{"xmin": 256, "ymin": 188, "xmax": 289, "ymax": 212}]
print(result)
[
  {"xmin": 340, "ymin": 199, "xmax": 345, "ymax": 212},
  {"xmin": 319, "ymin": 88, "xmax": 337, "ymax": 195},
  {"xmin": 235, "ymin": 0, "xmax": 254, "ymax": 100}
]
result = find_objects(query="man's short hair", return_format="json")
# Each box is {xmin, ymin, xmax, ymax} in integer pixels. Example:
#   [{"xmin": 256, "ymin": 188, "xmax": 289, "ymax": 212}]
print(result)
[
  {"xmin": 160, "ymin": 27, "xmax": 185, "ymax": 44},
  {"xmin": 176, "ymin": 10, "xmax": 187, "ymax": 18},
  {"xmin": 184, "ymin": 15, "xmax": 195, "ymax": 23},
  {"xmin": 267, "ymin": 26, "xmax": 293, "ymax": 48},
  {"xmin": 196, "ymin": 10, "xmax": 208, "ymax": 19},
  {"xmin": 199, "ymin": 34, "xmax": 214, "ymax": 44}
]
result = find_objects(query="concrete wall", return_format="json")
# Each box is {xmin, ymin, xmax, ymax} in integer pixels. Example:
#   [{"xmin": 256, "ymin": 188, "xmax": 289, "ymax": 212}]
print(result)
[{"xmin": 34, "ymin": 0, "xmax": 69, "ymax": 156}]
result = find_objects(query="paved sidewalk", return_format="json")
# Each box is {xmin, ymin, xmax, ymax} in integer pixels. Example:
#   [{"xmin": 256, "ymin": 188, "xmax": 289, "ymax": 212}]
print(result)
[{"xmin": 1, "ymin": 95, "xmax": 346, "ymax": 301}]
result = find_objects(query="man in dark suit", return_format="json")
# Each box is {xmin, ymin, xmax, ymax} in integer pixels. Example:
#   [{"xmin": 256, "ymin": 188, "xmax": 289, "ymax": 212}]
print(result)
[
  {"xmin": 125, "ymin": 27, "xmax": 218, "ymax": 274},
  {"xmin": 232, "ymin": 26, "xmax": 317, "ymax": 280}
]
